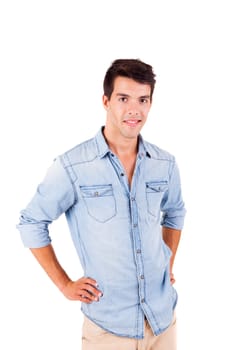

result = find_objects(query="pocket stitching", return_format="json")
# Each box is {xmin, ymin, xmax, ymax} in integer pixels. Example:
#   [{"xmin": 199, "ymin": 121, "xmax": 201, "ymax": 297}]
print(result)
[
  {"xmin": 80, "ymin": 184, "xmax": 116, "ymax": 223},
  {"xmin": 146, "ymin": 181, "xmax": 168, "ymax": 217}
]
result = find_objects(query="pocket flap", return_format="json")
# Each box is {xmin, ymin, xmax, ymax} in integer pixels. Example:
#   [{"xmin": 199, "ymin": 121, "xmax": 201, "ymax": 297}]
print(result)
[
  {"xmin": 146, "ymin": 181, "xmax": 168, "ymax": 193},
  {"xmin": 80, "ymin": 184, "xmax": 113, "ymax": 198}
]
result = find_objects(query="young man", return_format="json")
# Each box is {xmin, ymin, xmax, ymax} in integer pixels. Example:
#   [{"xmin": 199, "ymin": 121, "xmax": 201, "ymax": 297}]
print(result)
[{"xmin": 17, "ymin": 59, "xmax": 186, "ymax": 349}]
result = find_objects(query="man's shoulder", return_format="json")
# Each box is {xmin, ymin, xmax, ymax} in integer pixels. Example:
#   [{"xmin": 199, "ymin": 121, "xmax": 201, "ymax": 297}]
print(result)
[
  {"xmin": 143, "ymin": 139, "xmax": 175, "ymax": 162},
  {"xmin": 60, "ymin": 136, "xmax": 98, "ymax": 166}
]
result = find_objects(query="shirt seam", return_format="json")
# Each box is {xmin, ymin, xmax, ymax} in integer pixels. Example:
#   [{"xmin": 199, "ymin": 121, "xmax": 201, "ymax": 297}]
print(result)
[{"xmin": 59, "ymin": 154, "xmax": 78, "ymax": 204}]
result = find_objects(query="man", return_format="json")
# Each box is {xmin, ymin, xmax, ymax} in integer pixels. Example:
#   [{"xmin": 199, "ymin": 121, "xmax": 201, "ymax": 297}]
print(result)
[{"xmin": 17, "ymin": 59, "xmax": 186, "ymax": 349}]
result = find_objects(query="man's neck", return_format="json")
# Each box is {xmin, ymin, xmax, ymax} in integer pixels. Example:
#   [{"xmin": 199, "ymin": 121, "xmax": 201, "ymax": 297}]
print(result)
[
  {"xmin": 103, "ymin": 129, "xmax": 138, "ymax": 158},
  {"xmin": 103, "ymin": 127, "xmax": 139, "ymax": 186}
]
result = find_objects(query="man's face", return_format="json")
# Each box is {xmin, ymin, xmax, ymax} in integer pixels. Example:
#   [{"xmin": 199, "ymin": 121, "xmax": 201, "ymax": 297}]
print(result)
[{"xmin": 103, "ymin": 76, "xmax": 152, "ymax": 140}]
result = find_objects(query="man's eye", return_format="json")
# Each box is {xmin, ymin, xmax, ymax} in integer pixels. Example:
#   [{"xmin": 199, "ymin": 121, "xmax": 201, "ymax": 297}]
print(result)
[
  {"xmin": 140, "ymin": 98, "xmax": 149, "ymax": 104},
  {"xmin": 119, "ymin": 97, "xmax": 128, "ymax": 102}
]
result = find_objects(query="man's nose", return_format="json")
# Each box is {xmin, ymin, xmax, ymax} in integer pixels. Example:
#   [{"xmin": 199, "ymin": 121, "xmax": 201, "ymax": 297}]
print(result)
[{"xmin": 127, "ymin": 102, "xmax": 139, "ymax": 116}]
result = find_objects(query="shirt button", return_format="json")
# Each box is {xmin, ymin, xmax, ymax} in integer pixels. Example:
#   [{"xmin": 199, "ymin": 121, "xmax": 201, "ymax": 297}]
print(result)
[
  {"xmin": 133, "ymin": 224, "xmax": 138, "ymax": 228},
  {"xmin": 140, "ymin": 275, "xmax": 144, "ymax": 279},
  {"xmin": 120, "ymin": 173, "xmax": 124, "ymax": 176},
  {"xmin": 141, "ymin": 298, "xmax": 145, "ymax": 303},
  {"xmin": 136, "ymin": 249, "xmax": 141, "ymax": 254},
  {"xmin": 131, "ymin": 197, "xmax": 135, "ymax": 201}
]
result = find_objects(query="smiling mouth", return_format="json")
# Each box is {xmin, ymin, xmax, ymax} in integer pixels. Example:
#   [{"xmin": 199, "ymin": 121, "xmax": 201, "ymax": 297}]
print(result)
[{"xmin": 124, "ymin": 119, "xmax": 141, "ymax": 127}]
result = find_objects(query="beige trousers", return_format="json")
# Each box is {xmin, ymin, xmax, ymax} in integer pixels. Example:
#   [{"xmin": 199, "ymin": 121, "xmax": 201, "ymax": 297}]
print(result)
[{"xmin": 82, "ymin": 314, "xmax": 177, "ymax": 350}]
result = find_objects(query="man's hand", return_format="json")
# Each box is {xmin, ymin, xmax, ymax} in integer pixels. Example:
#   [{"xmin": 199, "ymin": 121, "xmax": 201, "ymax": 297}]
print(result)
[
  {"xmin": 170, "ymin": 272, "xmax": 175, "ymax": 285},
  {"xmin": 29, "ymin": 246, "xmax": 102, "ymax": 303},
  {"xmin": 61, "ymin": 277, "xmax": 103, "ymax": 303}
]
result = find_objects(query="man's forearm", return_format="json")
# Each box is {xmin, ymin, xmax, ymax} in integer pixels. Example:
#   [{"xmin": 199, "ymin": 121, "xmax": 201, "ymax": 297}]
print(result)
[
  {"xmin": 30, "ymin": 244, "xmax": 71, "ymax": 292},
  {"xmin": 29, "ymin": 244, "xmax": 102, "ymax": 302},
  {"xmin": 162, "ymin": 226, "xmax": 181, "ymax": 272}
]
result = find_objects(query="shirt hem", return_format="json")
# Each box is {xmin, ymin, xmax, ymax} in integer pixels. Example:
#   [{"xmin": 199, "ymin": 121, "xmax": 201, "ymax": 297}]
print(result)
[{"xmin": 81, "ymin": 309, "xmax": 144, "ymax": 340}]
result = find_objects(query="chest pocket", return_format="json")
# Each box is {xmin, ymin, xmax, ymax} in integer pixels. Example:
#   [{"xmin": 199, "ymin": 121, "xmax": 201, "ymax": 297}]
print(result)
[
  {"xmin": 80, "ymin": 184, "xmax": 116, "ymax": 223},
  {"xmin": 146, "ymin": 181, "xmax": 168, "ymax": 217}
]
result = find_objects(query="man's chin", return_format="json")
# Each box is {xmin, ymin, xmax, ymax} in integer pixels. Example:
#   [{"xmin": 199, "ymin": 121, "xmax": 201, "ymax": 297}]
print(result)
[{"xmin": 121, "ymin": 132, "xmax": 140, "ymax": 140}]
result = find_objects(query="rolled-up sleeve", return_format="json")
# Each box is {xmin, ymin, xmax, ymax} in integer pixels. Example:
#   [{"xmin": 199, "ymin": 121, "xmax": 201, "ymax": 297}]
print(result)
[
  {"xmin": 161, "ymin": 159, "xmax": 186, "ymax": 230},
  {"xmin": 17, "ymin": 156, "xmax": 76, "ymax": 248}
]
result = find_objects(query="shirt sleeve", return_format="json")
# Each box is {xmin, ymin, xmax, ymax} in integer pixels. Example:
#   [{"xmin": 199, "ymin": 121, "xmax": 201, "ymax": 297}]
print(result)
[
  {"xmin": 160, "ymin": 159, "xmax": 186, "ymax": 230},
  {"xmin": 17, "ymin": 156, "xmax": 76, "ymax": 248}
]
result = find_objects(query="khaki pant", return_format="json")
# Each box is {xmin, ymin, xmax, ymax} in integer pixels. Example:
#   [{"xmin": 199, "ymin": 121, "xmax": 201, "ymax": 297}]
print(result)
[{"xmin": 82, "ymin": 314, "xmax": 177, "ymax": 350}]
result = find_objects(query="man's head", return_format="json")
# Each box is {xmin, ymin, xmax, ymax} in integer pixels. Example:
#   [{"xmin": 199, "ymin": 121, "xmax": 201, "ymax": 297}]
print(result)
[
  {"xmin": 102, "ymin": 59, "xmax": 156, "ymax": 142},
  {"xmin": 103, "ymin": 59, "xmax": 156, "ymax": 102}
]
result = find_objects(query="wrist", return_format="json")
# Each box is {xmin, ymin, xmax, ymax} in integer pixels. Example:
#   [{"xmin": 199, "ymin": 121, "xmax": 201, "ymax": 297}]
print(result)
[{"xmin": 57, "ymin": 274, "xmax": 72, "ymax": 293}]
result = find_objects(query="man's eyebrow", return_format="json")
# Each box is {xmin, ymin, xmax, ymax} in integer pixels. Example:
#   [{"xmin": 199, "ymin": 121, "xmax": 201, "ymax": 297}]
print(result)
[
  {"xmin": 116, "ymin": 93, "xmax": 130, "ymax": 97},
  {"xmin": 140, "ymin": 95, "xmax": 150, "ymax": 99},
  {"xmin": 116, "ymin": 93, "xmax": 150, "ymax": 99}
]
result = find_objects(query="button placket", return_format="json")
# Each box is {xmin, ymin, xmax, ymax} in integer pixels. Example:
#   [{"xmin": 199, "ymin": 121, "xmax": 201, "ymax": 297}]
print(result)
[{"xmin": 130, "ymin": 194, "xmax": 146, "ymax": 307}]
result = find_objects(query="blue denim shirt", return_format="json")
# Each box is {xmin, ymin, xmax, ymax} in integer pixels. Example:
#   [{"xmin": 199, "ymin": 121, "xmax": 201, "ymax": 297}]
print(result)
[{"xmin": 17, "ymin": 128, "xmax": 186, "ymax": 339}]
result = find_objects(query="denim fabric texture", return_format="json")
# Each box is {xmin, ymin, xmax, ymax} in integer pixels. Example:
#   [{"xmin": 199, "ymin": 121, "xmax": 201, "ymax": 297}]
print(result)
[{"xmin": 17, "ymin": 128, "xmax": 186, "ymax": 339}]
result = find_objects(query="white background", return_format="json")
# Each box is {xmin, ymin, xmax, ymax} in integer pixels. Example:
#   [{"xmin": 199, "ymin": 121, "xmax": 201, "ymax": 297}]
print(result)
[{"xmin": 1, "ymin": 1, "xmax": 232, "ymax": 349}]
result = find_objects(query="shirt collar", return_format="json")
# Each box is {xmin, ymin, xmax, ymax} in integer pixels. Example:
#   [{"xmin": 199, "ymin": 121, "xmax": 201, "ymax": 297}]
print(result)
[
  {"xmin": 138, "ymin": 134, "xmax": 151, "ymax": 159},
  {"xmin": 95, "ymin": 127, "xmax": 151, "ymax": 159},
  {"xmin": 95, "ymin": 127, "xmax": 110, "ymax": 158}
]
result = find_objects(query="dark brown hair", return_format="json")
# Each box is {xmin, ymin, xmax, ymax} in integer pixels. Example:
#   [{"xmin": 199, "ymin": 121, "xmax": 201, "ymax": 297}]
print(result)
[{"xmin": 103, "ymin": 59, "xmax": 156, "ymax": 100}]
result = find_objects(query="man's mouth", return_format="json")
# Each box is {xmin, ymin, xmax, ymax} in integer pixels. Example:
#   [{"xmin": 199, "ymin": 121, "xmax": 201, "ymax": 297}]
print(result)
[{"xmin": 123, "ymin": 119, "xmax": 141, "ymax": 127}]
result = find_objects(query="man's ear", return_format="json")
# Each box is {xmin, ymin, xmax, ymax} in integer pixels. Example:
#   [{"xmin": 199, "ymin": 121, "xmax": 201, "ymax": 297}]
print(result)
[{"xmin": 102, "ymin": 95, "xmax": 109, "ymax": 110}]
